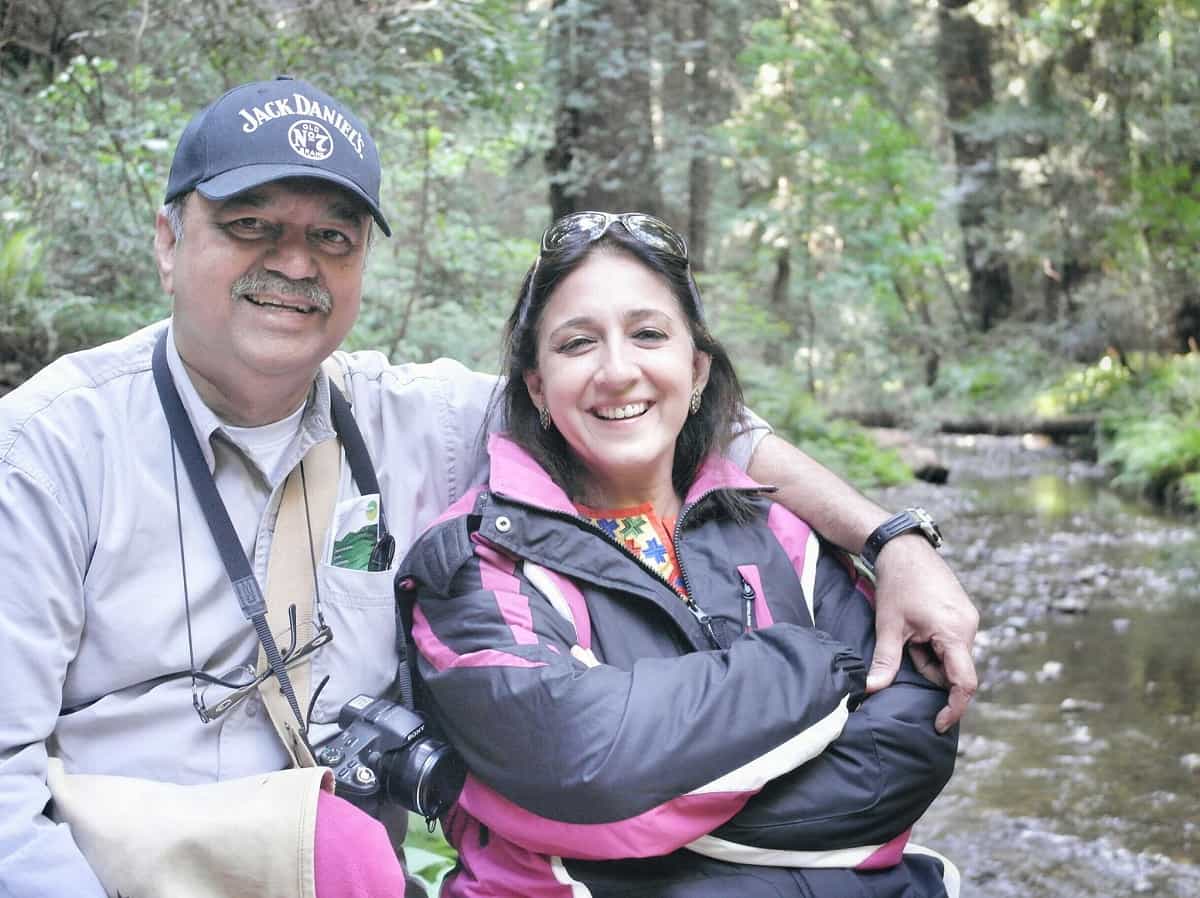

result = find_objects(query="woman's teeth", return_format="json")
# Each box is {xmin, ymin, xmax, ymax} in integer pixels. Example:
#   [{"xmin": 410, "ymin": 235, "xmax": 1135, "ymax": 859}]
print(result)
[{"xmin": 596, "ymin": 402, "xmax": 648, "ymax": 420}]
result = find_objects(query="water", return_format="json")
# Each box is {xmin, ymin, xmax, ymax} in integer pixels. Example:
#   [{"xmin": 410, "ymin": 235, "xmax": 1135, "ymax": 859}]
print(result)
[{"xmin": 872, "ymin": 434, "xmax": 1200, "ymax": 897}]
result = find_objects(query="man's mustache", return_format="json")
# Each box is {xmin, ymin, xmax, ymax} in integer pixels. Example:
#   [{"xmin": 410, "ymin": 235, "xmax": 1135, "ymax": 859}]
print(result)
[{"xmin": 231, "ymin": 271, "xmax": 332, "ymax": 313}]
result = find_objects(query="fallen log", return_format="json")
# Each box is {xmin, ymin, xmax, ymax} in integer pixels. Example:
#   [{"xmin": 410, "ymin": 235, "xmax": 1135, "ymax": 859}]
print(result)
[
  {"xmin": 937, "ymin": 415, "xmax": 1097, "ymax": 438},
  {"xmin": 837, "ymin": 411, "xmax": 1098, "ymax": 440}
]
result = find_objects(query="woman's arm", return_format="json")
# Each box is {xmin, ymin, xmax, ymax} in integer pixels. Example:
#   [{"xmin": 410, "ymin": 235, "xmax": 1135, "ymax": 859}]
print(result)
[
  {"xmin": 403, "ymin": 520, "xmax": 866, "ymax": 861},
  {"xmin": 746, "ymin": 434, "xmax": 978, "ymax": 732}
]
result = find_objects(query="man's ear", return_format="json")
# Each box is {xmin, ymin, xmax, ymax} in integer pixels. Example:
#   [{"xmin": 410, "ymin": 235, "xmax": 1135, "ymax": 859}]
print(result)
[
  {"xmin": 523, "ymin": 369, "xmax": 544, "ymax": 411},
  {"xmin": 154, "ymin": 211, "xmax": 178, "ymax": 295}
]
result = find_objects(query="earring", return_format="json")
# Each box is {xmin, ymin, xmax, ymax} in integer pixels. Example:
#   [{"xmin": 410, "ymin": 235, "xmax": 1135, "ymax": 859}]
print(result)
[
  {"xmin": 539, "ymin": 405, "xmax": 552, "ymax": 430},
  {"xmin": 689, "ymin": 388, "xmax": 703, "ymax": 415}
]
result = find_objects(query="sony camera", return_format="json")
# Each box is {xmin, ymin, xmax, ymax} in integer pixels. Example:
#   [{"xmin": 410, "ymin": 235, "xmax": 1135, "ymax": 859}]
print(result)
[{"xmin": 316, "ymin": 694, "xmax": 466, "ymax": 820}]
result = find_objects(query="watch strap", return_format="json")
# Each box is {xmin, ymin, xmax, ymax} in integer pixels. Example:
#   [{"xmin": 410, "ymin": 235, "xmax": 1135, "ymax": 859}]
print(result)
[{"xmin": 861, "ymin": 507, "xmax": 942, "ymax": 569}]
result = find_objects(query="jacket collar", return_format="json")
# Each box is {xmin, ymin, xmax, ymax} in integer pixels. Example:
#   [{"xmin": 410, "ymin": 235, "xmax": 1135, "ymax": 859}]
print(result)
[{"xmin": 485, "ymin": 433, "xmax": 765, "ymax": 515}]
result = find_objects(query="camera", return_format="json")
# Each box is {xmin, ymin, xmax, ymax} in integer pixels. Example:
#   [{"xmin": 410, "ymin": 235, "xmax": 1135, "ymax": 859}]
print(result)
[{"xmin": 316, "ymin": 694, "xmax": 466, "ymax": 820}]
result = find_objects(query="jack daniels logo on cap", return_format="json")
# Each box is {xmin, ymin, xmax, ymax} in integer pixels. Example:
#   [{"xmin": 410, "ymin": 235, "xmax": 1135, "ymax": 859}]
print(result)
[{"xmin": 235, "ymin": 90, "xmax": 366, "ymax": 160}]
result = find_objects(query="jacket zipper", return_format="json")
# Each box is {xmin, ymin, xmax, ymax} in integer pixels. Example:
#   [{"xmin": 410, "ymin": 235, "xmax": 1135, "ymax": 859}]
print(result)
[
  {"xmin": 740, "ymin": 573, "xmax": 756, "ymax": 633},
  {"xmin": 671, "ymin": 489, "xmax": 725, "ymax": 650},
  {"xmin": 496, "ymin": 490, "xmax": 732, "ymax": 651}
]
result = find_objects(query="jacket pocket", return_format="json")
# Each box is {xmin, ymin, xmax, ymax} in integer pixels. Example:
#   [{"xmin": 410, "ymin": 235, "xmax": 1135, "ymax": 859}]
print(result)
[
  {"xmin": 736, "ymin": 563, "xmax": 776, "ymax": 630},
  {"xmin": 309, "ymin": 564, "xmax": 397, "ymax": 725}
]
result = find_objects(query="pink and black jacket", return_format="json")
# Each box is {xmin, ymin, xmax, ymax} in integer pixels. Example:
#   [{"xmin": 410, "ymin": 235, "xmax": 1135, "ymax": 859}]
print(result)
[{"xmin": 399, "ymin": 435, "xmax": 960, "ymax": 898}]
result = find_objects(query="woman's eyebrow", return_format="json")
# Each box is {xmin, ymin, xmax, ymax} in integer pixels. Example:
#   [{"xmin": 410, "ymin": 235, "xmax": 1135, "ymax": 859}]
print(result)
[{"xmin": 547, "ymin": 315, "xmax": 596, "ymax": 336}]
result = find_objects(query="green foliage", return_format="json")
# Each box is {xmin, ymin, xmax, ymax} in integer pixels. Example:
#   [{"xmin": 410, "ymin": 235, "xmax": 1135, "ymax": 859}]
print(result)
[
  {"xmin": 741, "ymin": 364, "xmax": 912, "ymax": 489},
  {"xmin": 404, "ymin": 814, "xmax": 457, "ymax": 895},
  {"xmin": 1035, "ymin": 354, "xmax": 1135, "ymax": 416},
  {"xmin": 926, "ymin": 331, "xmax": 1073, "ymax": 417},
  {"xmin": 1045, "ymin": 351, "xmax": 1200, "ymax": 511},
  {"xmin": 3, "ymin": 0, "xmax": 1200, "ymax": 513},
  {"xmin": 1101, "ymin": 415, "xmax": 1200, "ymax": 511}
]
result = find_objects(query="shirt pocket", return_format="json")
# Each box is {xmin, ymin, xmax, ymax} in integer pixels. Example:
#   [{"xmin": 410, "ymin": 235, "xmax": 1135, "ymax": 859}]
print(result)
[{"xmin": 309, "ymin": 563, "xmax": 397, "ymax": 725}]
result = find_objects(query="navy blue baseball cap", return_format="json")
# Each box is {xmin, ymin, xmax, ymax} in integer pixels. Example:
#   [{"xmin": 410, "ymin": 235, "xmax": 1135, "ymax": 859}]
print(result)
[{"xmin": 164, "ymin": 76, "xmax": 391, "ymax": 236}]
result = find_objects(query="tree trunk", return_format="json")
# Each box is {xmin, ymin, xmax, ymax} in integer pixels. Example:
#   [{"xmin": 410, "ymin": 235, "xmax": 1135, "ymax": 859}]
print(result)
[
  {"xmin": 685, "ymin": 0, "xmax": 712, "ymax": 271},
  {"xmin": 545, "ymin": 0, "xmax": 664, "ymax": 222},
  {"xmin": 936, "ymin": 0, "xmax": 1013, "ymax": 332}
]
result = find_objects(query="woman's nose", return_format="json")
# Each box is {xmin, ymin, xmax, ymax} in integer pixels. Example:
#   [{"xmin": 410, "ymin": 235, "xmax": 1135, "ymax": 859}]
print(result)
[{"xmin": 596, "ymin": 343, "xmax": 638, "ymax": 387}]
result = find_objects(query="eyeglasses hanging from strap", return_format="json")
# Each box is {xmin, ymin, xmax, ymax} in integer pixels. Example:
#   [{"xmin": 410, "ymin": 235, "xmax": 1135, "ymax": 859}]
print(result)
[{"xmin": 151, "ymin": 331, "xmax": 392, "ymax": 732}]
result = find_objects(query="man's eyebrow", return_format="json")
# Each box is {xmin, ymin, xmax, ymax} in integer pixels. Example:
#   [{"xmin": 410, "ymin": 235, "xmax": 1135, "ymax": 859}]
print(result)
[
  {"xmin": 213, "ymin": 191, "xmax": 366, "ymax": 226},
  {"xmin": 216, "ymin": 190, "xmax": 269, "ymax": 211},
  {"xmin": 325, "ymin": 199, "xmax": 369, "ymax": 226}
]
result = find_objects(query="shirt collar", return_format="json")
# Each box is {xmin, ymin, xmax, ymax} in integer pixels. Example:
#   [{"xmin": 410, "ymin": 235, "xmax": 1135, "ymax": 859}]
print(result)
[{"xmin": 163, "ymin": 321, "xmax": 337, "ymax": 478}]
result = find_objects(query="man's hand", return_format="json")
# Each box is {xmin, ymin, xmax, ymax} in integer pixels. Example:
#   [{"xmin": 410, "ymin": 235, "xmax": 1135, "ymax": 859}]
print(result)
[
  {"xmin": 745, "ymin": 433, "xmax": 980, "ymax": 733},
  {"xmin": 868, "ymin": 532, "xmax": 979, "ymax": 733}
]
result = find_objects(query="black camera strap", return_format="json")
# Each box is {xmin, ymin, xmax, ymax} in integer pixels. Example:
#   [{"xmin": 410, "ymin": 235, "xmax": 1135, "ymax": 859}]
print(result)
[{"xmin": 151, "ymin": 330, "xmax": 392, "ymax": 731}]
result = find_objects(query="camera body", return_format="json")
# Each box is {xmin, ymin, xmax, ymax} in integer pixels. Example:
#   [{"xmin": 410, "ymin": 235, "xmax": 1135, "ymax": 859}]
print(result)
[{"xmin": 316, "ymin": 694, "xmax": 465, "ymax": 820}]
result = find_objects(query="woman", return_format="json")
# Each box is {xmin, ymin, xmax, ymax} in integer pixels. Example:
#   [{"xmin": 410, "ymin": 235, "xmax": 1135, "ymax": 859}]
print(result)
[{"xmin": 399, "ymin": 212, "xmax": 959, "ymax": 897}]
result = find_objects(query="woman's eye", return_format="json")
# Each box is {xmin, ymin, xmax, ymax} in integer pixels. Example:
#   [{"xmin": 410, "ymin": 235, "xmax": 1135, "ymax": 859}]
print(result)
[
  {"xmin": 634, "ymin": 328, "xmax": 668, "ymax": 342},
  {"xmin": 558, "ymin": 336, "xmax": 594, "ymax": 354}
]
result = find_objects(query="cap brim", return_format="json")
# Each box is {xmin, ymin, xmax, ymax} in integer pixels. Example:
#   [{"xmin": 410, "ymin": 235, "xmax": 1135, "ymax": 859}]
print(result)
[{"xmin": 197, "ymin": 163, "xmax": 391, "ymax": 237}]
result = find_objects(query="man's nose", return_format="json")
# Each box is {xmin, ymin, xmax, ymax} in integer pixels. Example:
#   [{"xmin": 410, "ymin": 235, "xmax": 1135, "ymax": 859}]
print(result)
[{"xmin": 263, "ymin": 232, "xmax": 319, "ymax": 282}]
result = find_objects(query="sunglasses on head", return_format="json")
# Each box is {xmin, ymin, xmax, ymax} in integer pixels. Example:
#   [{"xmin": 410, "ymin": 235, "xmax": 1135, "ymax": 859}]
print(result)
[
  {"xmin": 539, "ymin": 211, "xmax": 689, "ymax": 260},
  {"xmin": 518, "ymin": 212, "xmax": 700, "ymax": 331}
]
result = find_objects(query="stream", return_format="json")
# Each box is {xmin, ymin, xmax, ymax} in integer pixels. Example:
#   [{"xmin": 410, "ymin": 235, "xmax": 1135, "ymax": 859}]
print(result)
[{"xmin": 875, "ymin": 434, "xmax": 1200, "ymax": 897}]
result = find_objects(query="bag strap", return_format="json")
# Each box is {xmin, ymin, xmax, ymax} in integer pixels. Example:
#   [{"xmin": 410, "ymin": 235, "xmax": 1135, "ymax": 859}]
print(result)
[
  {"xmin": 257, "ymin": 358, "xmax": 393, "ymax": 767},
  {"xmin": 255, "ymin": 424, "xmax": 340, "ymax": 768}
]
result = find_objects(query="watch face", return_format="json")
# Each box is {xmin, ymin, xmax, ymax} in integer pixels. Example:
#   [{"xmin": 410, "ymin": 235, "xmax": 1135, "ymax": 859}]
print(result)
[{"xmin": 912, "ymin": 507, "xmax": 944, "ymax": 547}]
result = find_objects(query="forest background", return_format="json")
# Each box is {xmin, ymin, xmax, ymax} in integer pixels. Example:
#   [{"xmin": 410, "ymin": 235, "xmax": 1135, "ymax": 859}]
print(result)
[
  {"xmin": 3, "ymin": 1, "xmax": 1199, "ymax": 891},
  {"xmin": 2, "ymin": 0, "xmax": 1198, "ymax": 514}
]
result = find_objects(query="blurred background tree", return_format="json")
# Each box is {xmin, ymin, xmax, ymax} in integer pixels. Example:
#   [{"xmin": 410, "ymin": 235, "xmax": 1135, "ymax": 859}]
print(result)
[{"xmin": 2, "ymin": 0, "xmax": 1197, "ymax": 501}]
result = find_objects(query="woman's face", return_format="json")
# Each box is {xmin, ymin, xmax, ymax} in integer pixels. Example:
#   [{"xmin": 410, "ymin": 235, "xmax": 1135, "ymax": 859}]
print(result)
[{"xmin": 524, "ymin": 250, "xmax": 710, "ymax": 511}]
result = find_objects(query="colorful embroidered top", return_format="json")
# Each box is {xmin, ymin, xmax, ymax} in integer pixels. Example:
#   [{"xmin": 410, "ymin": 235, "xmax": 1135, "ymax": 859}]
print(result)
[{"xmin": 577, "ymin": 502, "xmax": 686, "ymax": 597}]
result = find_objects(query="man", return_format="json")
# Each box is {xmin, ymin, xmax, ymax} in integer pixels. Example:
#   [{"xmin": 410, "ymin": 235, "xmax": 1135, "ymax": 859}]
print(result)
[{"xmin": 0, "ymin": 77, "xmax": 976, "ymax": 896}]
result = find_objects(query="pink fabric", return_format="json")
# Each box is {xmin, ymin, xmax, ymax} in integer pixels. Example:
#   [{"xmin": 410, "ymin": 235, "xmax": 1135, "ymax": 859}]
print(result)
[
  {"xmin": 535, "ymin": 563, "xmax": 594, "ymax": 650},
  {"xmin": 444, "ymin": 814, "xmax": 579, "ymax": 898},
  {"xmin": 684, "ymin": 454, "xmax": 762, "ymax": 504},
  {"xmin": 855, "ymin": 828, "xmax": 911, "ymax": 870},
  {"xmin": 856, "ymin": 572, "xmax": 877, "ymax": 608},
  {"xmin": 487, "ymin": 434, "xmax": 577, "ymax": 515},
  {"xmin": 765, "ymin": 504, "xmax": 816, "ymax": 624},
  {"xmin": 411, "ymin": 606, "xmax": 547, "ymax": 673},
  {"xmin": 736, "ymin": 563, "xmax": 773, "ymax": 629},
  {"xmin": 474, "ymin": 542, "xmax": 540, "ymax": 646},
  {"xmin": 457, "ymin": 773, "xmax": 753, "ymax": 860},
  {"xmin": 314, "ymin": 790, "xmax": 406, "ymax": 898},
  {"xmin": 425, "ymin": 484, "xmax": 487, "ymax": 531}
]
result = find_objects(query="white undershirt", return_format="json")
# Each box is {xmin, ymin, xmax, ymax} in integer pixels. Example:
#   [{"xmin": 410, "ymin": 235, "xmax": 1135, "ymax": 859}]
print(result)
[{"xmin": 221, "ymin": 401, "xmax": 308, "ymax": 487}]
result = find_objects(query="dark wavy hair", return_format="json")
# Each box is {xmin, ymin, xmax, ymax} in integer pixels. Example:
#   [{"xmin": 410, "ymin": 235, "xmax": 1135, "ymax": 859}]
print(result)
[{"xmin": 493, "ymin": 219, "xmax": 753, "ymax": 516}]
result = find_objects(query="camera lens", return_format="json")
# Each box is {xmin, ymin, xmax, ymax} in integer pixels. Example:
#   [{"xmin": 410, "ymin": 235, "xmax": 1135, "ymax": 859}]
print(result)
[{"xmin": 378, "ymin": 735, "xmax": 467, "ymax": 819}]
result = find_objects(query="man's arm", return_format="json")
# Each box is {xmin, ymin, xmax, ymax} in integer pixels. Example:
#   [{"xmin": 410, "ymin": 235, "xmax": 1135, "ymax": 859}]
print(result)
[
  {"xmin": 0, "ymin": 461, "xmax": 108, "ymax": 898},
  {"xmin": 746, "ymin": 434, "xmax": 979, "ymax": 733}
]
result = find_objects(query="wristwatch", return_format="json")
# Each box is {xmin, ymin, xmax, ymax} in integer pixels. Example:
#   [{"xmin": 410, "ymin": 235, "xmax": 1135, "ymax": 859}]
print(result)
[{"xmin": 861, "ymin": 507, "xmax": 943, "ymax": 570}]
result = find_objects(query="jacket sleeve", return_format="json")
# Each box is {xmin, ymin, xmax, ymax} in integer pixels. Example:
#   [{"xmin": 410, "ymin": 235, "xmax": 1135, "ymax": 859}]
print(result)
[
  {"xmin": 403, "ymin": 520, "xmax": 868, "ymax": 862},
  {"xmin": 0, "ymin": 460, "xmax": 109, "ymax": 898},
  {"xmin": 694, "ymin": 546, "xmax": 958, "ymax": 865}
]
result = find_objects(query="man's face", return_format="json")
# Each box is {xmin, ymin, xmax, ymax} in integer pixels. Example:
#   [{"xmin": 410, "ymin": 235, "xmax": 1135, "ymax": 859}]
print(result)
[{"xmin": 155, "ymin": 178, "xmax": 369, "ymax": 422}]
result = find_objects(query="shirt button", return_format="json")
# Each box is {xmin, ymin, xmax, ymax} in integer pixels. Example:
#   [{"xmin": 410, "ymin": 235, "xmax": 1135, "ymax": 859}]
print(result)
[
  {"xmin": 245, "ymin": 699, "xmax": 259, "ymax": 718},
  {"xmin": 496, "ymin": 516, "xmax": 512, "ymax": 533}
]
